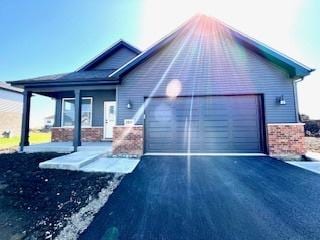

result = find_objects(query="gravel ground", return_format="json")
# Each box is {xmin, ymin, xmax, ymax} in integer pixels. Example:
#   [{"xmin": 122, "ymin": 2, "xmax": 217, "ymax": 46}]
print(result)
[
  {"xmin": 305, "ymin": 137, "xmax": 320, "ymax": 153},
  {"xmin": 0, "ymin": 152, "xmax": 116, "ymax": 239}
]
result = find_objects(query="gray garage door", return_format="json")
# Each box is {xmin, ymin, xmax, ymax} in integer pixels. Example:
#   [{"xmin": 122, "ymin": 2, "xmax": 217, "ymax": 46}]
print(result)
[{"xmin": 145, "ymin": 95, "xmax": 264, "ymax": 153}]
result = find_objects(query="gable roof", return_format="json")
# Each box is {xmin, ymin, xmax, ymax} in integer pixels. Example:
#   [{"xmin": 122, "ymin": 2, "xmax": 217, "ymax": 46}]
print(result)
[
  {"xmin": 109, "ymin": 15, "xmax": 314, "ymax": 80},
  {"xmin": 77, "ymin": 40, "xmax": 141, "ymax": 71},
  {"xmin": 0, "ymin": 81, "xmax": 23, "ymax": 94},
  {"xmin": 8, "ymin": 40, "xmax": 140, "ymax": 87}
]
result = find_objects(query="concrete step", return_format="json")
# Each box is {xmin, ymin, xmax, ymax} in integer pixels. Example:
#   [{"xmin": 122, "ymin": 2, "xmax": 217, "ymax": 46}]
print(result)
[
  {"xmin": 39, "ymin": 151, "xmax": 104, "ymax": 171},
  {"xmin": 80, "ymin": 157, "xmax": 140, "ymax": 173}
]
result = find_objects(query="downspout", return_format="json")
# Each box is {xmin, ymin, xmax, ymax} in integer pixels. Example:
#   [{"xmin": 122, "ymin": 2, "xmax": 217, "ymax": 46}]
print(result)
[
  {"xmin": 293, "ymin": 77, "xmax": 304, "ymax": 123},
  {"xmin": 294, "ymin": 69, "xmax": 316, "ymax": 122}
]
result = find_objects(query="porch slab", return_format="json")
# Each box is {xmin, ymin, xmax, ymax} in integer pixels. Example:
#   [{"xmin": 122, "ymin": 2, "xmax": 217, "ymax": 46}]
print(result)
[
  {"xmin": 39, "ymin": 151, "xmax": 105, "ymax": 170},
  {"xmin": 23, "ymin": 142, "xmax": 112, "ymax": 153}
]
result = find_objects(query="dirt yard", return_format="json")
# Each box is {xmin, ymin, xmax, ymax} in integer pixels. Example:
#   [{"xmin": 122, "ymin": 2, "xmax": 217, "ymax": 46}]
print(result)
[
  {"xmin": 305, "ymin": 137, "xmax": 320, "ymax": 153},
  {"xmin": 0, "ymin": 152, "xmax": 116, "ymax": 239}
]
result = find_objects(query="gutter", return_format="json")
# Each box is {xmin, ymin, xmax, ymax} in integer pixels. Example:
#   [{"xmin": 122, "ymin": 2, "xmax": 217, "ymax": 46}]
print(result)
[
  {"xmin": 7, "ymin": 79, "xmax": 120, "ymax": 87},
  {"xmin": 0, "ymin": 86, "xmax": 24, "ymax": 94},
  {"xmin": 293, "ymin": 77, "xmax": 302, "ymax": 122}
]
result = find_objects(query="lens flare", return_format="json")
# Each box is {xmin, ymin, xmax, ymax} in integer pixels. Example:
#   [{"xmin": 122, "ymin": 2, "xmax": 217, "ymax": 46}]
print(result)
[{"xmin": 166, "ymin": 79, "xmax": 182, "ymax": 98}]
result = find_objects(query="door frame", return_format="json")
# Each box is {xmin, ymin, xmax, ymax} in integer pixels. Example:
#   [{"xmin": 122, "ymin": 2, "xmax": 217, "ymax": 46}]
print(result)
[
  {"xmin": 143, "ymin": 93, "xmax": 267, "ymax": 154},
  {"xmin": 103, "ymin": 101, "xmax": 116, "ymax": 139}
]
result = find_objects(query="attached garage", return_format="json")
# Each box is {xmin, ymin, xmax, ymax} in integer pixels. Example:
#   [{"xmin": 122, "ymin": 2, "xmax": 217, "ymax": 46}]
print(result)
[{"xmin": 144, "ymin": 95, "xmax": 265, "ymax": 154}]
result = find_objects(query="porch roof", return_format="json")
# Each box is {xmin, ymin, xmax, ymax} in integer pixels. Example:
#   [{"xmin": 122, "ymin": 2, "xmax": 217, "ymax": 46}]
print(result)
[{"xmin": 8, "ymin": 69, "xmax": 119, "ymax": 88}]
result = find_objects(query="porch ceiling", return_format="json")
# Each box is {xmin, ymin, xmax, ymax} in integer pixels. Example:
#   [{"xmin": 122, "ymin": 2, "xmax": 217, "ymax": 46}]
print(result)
[{"xmin": 24, "ymin": 86, "xmax": 117, "ymax": 98}]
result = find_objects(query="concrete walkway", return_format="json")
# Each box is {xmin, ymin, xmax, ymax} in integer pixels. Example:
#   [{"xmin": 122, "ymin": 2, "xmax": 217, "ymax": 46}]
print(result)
[
  {"xmin": 286, "ymin": 161, "xmax": 320, "ymax": 175},
  {"xmin": 286, "ymin": 151, "xmax": 320, "ymax": 175},
  {"xmin": 39, "ymin": 151, "xmax": 140, "ymax": 174},
  {"xmin": 305, "ymin": 151, "xmax": 320, "ymax": 161}
]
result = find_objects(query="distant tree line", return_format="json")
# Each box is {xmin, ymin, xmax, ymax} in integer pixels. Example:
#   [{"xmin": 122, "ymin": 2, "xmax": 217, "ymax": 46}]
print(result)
[{"xmin": 300, "ymin": 114, "xmax": 320, "ymax": 137}]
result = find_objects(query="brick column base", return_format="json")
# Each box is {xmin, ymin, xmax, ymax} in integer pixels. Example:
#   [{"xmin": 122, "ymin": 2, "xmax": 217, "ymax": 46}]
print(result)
[
  {"xmin": 267, "ymin": 123, "xmax": 305, "ymax": 155},
  {"xmin": 51, "ymin": 127, "xmax": 103, "ymax": 142},
  {"xmin": 112, "ymin": 125, "xmax": 143, "ymax": 156}
]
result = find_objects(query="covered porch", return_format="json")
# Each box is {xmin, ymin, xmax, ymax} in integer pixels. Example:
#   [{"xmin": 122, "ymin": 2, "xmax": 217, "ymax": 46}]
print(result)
[{"xmin": 17, "ymin": 82, "xmax": 117, "ymax": 152}]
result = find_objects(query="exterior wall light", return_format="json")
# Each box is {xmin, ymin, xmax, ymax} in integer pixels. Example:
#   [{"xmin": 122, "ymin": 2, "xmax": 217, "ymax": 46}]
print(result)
[
  {"xmin": 127, "ymin": 100, "xmax": 132, "ymax": 109},
  {"xmin": 278, "ymin": 95, "xmax": 286, "ymax": 105}
]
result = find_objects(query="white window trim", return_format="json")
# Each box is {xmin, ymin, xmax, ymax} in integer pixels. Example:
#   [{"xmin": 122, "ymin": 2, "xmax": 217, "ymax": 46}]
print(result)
[{"xmin": 61, "ymin": 97, "xmax": 93, "ymax": 128}]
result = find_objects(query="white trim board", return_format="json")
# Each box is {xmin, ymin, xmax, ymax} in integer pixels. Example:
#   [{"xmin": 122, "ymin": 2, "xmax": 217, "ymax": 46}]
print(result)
[{"xmin": 144, "ymin": 153, "xmax": 267, "ymax": 156}]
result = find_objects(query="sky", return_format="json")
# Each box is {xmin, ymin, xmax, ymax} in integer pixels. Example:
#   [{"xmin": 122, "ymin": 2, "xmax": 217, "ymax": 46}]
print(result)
[{"xmin": 0, "ymin": 0, "xmax": 319, "ymax": 127}]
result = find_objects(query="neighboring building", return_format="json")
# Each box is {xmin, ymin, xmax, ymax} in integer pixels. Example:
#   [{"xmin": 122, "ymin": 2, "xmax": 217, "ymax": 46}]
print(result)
[
  {"xmin": 44, "ymin": 115, "xmax": 55, "ymax": 129},
  {"xmin": 0, "ymin": 82, "xmax": 23, "ymax": 137},
  {"xmin": 9, "ymin": 15, "xmax": 314, "ymax": 155}
]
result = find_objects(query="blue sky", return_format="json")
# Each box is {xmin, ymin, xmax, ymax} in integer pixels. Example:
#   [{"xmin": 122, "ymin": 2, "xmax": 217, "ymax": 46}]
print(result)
[{"xmin": 0, "ymin": 0, "xmax": 319, "ymax": 127}]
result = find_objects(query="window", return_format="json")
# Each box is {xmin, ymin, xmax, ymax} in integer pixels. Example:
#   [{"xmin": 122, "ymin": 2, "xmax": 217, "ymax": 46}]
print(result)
[{"xmin": 61, "ymin": 97, "xmax": 92, "ymax": 127}]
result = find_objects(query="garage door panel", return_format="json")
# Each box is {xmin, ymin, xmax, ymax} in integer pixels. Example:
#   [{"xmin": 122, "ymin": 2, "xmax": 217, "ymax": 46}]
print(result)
[
  {"xmin": 231, "ymin": 112, "xmax": 259, "ymax": 119},
  {"xmin": 232, "ymin": 144, "xmax": 261, "ymax": 152},
  {"xmin": 232, "ymin": 137, "xmax": 260, "ymax": 143},
  {"xmin": 203, "ymin": 139, "xmax": 231, "ymax": 145},
  {"xmin": 203, "ymin": 121, "xmax": 229, "ymax": 127},
  {"xmin": 232, "ymin": 122, "xmax": 258, "ymax": 127},
  {"xmin": 202, "ymin": 144, "xmax": 235, "ymax": 151},
  {"xmin": 233, "ymin": 131, "xmax": 259, "ymax": 138},
  {"xmin": 202, "ymin": 114, "xmax": 229, "ymax": 119},
  {"xmin": 145, "ymin": 95, "xmax": 263, "ymax": 153},
  {"xmin": 203, "ymin": 108, "xmax": 229, "ymax": 114},
  {"xmin": 203, "ymin": 131, "xmax": 230, "ymax": 138}
]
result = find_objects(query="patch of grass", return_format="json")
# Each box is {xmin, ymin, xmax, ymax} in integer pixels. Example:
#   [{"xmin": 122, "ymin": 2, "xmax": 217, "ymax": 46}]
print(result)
[{"xmin": 0, "ymin": 132, "xmax": 51, "ymax": 150}]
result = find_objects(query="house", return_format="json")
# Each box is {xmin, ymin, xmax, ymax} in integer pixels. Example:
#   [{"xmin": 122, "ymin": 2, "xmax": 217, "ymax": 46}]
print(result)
[
  {"xmin": 43, "ymin": 115, "xmax": 55, "ymax": 129},
  {"xmin": 0, "ymin": 82, "xmax": 23, "ymax": 137},
  {"xmin": 9, "ymin": 15, "xmax": 314, "ymax": 155}
]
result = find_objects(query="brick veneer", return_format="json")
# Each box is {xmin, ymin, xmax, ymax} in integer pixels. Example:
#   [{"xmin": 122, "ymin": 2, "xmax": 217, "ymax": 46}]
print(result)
[
  {"xmin": 267, "ymin": 123, "xmax": 305, "ymax": 155},
  {"xmin": 112, "ymin": 125, "xmax": 144, "ymax": 156},
  {"xmin": 51, "ymin": 127, "xmax": 103, "ymax": 142}
]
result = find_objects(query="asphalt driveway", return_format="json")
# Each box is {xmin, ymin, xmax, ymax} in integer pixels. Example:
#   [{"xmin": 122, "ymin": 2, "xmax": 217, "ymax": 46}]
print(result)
[{"xmin": 79, "ymin": 156, "xmax": 320, "ymax": 240}]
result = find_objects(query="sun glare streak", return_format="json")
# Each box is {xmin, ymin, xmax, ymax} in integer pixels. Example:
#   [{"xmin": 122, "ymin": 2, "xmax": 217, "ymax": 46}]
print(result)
[
  {"xmin": 112, "ymin": 18, "xmax": 200, "ymax": 151},
  {"xmin": 185, "ymin": 17, "xmax": 207, "ymax": 185}
]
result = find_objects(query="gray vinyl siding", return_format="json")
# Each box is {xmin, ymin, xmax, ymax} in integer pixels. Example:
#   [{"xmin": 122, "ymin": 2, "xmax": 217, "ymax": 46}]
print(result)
[
  {"xmin": 93, "ymin": 48, "xmax": 138, "ymax": 70},
  {"xmin": 54, "ymin": 90, "xmax": 115, "ymax": 127},
  {"xmin": 117, "ymin": 24, "xmax": 297, "ymax": 125},
  {"xmin": 0, "ymin": 89, "xmax": 23, "ymax": 136},
  {"xmin": 0, "ymin": 89, "xmax": 22, "ymax": 112}
]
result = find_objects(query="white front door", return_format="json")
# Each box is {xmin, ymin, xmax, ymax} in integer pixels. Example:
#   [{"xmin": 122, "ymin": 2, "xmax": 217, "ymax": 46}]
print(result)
[{"xmin": 104, "ymin": 101, "xmax": 116, "ymax": 139}]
